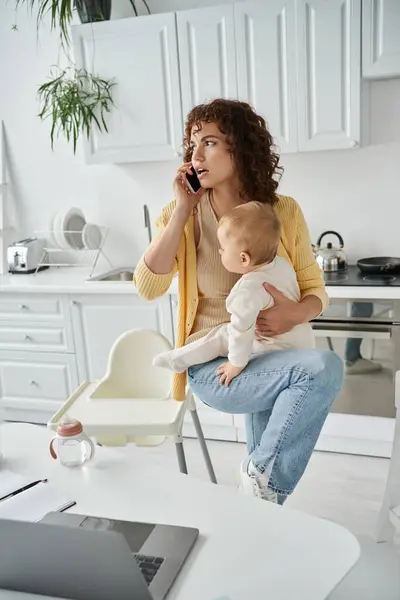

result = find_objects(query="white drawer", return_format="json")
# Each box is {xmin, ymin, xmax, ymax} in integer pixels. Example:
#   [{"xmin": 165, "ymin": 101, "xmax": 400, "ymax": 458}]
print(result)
[
  {"xmin": 0, "ymin": 324, "xmax": 74, "ymax": 352},
  {"xmin": 0, "ymin": 351, "xmax": 78, "ymax": 417},
  {"xmin": 0, "ymin": 295, "xmax": 66, "ymax": 322}
]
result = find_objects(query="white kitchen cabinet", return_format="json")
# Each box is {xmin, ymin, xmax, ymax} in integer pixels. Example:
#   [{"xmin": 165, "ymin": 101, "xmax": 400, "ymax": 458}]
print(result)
[
  {"xmin": 234, "ymin": 415, "xmax": 247, "ymax": 443},
  {"xmin": 177, "ymin": 5, "xmax": 237, "ymax": 118},
  {"xmin": 0, "ymin": 351, "xmax": 79, "ymax": 424},
  {"xmin": 71, "ymin": 295, "xmax": 174, "ymax": 382},
  {"xmin": 0, "ymin": 287, "xmax": 239, "ymax": 439},
  {"xmin": 362, "ymin": 0, "xmax": 400, "ymax": 79},
  {"xmin": 234, "ymin": 0, "xmax": 298, "ymax": 153},
  {"xmin": 296, "ymin": 0, "xmax": 361, "ymax": 151},
  {"xmin": 0, "ymin": 322, "xmax": 74, "ymax": 353},
  {"xmin": 184, "ymin": 395, "xmax": 237, "ymax": 442},
  {"xmin": 71, "ymin": 13, "xmax": 182, "ymax": 163},
  {"xmin": 0, "ymin": 293, "xmax": 77, "ymax": 423},
  {"xmin": 0, "ymin": 294, "xmax": 68, "ymax": 322}
]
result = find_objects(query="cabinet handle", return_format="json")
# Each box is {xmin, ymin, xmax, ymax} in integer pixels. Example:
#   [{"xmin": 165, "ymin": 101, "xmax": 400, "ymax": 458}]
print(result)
[
  {"xmin": 24, "ymin": 334, "xmax": 32, "ymax": 341},
  {"xmin": 19, "ymin": 304, "xmax": 28, "ymax": 310},
  {"xmin": 29, "ymin": 379, "xmax": 37, "ymax": 386},
  {"xmin": 71, "ymin": 301, "xmax": 78, "ymax": 306},
  {"xmin": 350, "ymin": 140, "xmax": 358, "ymax": 148},
  {"xmin": 172, "ymin": 300, "xmax": 178, "ymax": 307}
]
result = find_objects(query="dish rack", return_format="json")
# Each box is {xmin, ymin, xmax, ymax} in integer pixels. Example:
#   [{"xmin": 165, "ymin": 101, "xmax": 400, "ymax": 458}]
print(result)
[{"xmin": 34, "ymin": 227, "xmax": 113, "ymax": 278}]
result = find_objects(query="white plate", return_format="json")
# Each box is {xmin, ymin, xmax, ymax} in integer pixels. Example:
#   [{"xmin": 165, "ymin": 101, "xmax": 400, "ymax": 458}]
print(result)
[
  {"xmin": 62, "ymin": 207, "xmax": 86, "ymax": 249},
  {"xmin": 53, "ymin": 212, "xmax": 68, "ymax": 249},
  {"xmin": 48, "ymin": 214, "xmax": 57, "ymax": 247},
  {"xmin": 82, "ymin": 223, "xmax": 102, "ymax": 250}
]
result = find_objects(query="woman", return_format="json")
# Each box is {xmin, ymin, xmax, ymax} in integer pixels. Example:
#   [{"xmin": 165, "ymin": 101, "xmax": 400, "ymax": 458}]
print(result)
[{"xmin": 134, "ymin": 99, "xmax": 344, "ymax": 504}]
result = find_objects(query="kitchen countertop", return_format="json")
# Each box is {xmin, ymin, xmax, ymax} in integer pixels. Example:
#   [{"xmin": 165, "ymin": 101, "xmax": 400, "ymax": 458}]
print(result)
[
  {"xmin": 1, "ymin": 267, "xmax": 400, "ymax": 300},
  {"xmin": 0, "ymin": 267, "xmax": 170, "ymax": 295}
]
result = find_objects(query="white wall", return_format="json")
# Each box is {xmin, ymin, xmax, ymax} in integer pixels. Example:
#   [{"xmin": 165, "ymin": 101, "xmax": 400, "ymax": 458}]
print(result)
[{"xmin": 1, "ymin": 0, "xmax": 400, "ymax": 270}]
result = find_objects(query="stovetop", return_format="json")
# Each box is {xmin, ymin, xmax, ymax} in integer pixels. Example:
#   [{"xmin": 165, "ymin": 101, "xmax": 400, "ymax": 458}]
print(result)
[{"xmin": 324, "ymin": 265, "xmax": 400, "ymax": 287}]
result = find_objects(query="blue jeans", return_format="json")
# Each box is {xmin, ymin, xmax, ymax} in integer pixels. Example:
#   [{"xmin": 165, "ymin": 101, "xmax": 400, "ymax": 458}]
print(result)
[{"xmin": 188, "ymin": 349, "xmax": 343, "ymax": 500}]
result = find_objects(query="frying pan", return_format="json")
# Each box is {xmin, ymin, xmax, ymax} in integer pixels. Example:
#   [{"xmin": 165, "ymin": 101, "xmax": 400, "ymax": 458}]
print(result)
[{"xmin": 357, "ymin": 257, "xmax": 400, "ymax": 274}]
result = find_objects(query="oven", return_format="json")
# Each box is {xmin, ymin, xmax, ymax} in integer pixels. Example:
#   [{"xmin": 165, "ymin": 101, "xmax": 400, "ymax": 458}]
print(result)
[{"xmin": 311, "ymin": 299, "xmax": 400, "ymax": 457}]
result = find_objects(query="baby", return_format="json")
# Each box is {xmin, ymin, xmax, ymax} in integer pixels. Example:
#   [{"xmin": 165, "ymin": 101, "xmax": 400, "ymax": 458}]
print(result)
[{"xmin": 153, "ymin": 201, "xmax": 315, "ymax": 386}]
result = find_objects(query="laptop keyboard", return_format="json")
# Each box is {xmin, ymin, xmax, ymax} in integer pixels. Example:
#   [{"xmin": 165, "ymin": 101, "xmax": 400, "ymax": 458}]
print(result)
[{"xmin": 134, "ymin": 554, "xmax": 165, "ymax": 586}]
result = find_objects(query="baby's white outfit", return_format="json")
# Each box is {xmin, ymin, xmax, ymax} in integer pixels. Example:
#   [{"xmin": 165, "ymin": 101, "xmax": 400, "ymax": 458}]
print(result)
[{"xmin": 153, "ymin": 256, "xmax": 315, "ymax": 373}]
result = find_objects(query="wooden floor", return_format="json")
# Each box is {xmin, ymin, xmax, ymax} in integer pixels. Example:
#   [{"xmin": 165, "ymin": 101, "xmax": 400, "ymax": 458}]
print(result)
[{"xmin": 122, "ymin": 439, "xmax": 400, "ymax": 599}]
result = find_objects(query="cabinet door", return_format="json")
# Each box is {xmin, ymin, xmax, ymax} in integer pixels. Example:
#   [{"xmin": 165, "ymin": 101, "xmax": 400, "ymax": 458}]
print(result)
[
  {"xmin": 0, "ymin": 351, "xmax": 79, "ymax": 424},
  {"xmin": 177, "ymin": 5, "xmax": 237, "ymax": 118},
  {"xmin": 363, "ymin": 0, "xmax": 400, "ymax": 79},
  {"xmin": 296, "ymin": 0, "xmax": 361, "ymax": 151},
  {"xmin": 234, "ymin": 414, "xmax": 247, "ymax": 443},
  {"xmin": 235, "ymin": 0, "xmax": 298, "ymax": 154},
  {"xmin": 0, "ymin": 295, "xmax": 67, "ymax": 323},
  {"xmin": 0, "ymin": 322, "xmax": 74, "ymax": 353},
  {"xmin": 71, "ymin": 295, "xmax": 174, "ymax": 382},
  {"xmin": 71, "ymin": 13, "xmax": 182, "ymax": 163},
  {"xmin": 184, "ymin": 394, "xmax": 237, "ymax": 442}
]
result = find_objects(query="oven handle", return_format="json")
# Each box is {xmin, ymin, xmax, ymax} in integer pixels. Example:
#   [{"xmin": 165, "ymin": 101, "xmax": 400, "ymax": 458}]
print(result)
[{"xmin": 312, "ymin": 323, "xmax": 392, "ymax": 340}]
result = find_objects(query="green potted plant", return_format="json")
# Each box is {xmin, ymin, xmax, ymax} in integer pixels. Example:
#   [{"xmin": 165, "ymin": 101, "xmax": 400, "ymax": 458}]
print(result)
[
  {"xmin": 14, "ymin": 0, "xmax": 150, "ymax": 153},
  {"xmin": 14, "ymin": 0, "xmax": 121, "ymax": 153},
  {"xmin": 38, "ymin": 66, "xmax": 115, "ymax": 153},
  {"xmin": 75, "ymin": 0, "xmax": 111, "ymax": 24},
  {"xmin": 16, "ymin": 0, "xmax": 111, "ymax": 46},
  {"xmin": 15, "ymin": 0, "xmax": 150, "ymax": 44}
]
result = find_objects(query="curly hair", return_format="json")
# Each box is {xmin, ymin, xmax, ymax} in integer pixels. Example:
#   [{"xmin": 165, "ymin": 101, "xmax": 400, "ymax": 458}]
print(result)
[{"xmin": 183, "ymin": 99, "xmax": 283, "ymax": 205}]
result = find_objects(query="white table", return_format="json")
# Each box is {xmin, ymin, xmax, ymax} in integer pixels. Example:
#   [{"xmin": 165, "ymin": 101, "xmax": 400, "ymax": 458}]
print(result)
[{"xmin": 0, "ymin": 424, "xmax": 360, "ymax": 600}]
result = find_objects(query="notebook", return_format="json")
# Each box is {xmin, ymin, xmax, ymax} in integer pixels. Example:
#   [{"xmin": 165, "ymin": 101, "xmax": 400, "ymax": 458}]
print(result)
[{"xmin": 0, "ymin": 469, "xmax": 75, "ymax": 522}]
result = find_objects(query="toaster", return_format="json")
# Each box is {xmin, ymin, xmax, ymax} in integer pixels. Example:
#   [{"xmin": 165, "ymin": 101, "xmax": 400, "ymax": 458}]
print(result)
[{"xmin": 7, "ymin": 237, "xmax": 48, "ymax": 274}]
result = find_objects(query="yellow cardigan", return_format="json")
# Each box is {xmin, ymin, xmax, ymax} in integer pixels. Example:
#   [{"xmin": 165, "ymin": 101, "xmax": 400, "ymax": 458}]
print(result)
[{"xmin": 134, "ymin": 195, "xmax": 328, "ymax": 401}]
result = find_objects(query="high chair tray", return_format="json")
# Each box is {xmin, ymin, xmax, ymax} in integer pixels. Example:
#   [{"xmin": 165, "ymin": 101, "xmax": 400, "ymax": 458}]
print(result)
[{"xmin": 47, "ymin": 381, "xmax": 187, "ymax": 437}]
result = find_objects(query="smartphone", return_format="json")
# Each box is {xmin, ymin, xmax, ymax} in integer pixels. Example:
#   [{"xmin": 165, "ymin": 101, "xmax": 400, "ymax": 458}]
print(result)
[{"xmin": 186, "ymin": 167, "xmax": 202, "ymax": 194}]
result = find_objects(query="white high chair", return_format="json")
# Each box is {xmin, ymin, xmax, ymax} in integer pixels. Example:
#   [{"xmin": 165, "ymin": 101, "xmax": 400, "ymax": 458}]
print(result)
[
  {"xmin": 49, "ymin": 329, "xmax": 217, "ymax": 483},
  {"xmin": 375, "ymin": 370, "xmax": 400, "ymax": 542}
]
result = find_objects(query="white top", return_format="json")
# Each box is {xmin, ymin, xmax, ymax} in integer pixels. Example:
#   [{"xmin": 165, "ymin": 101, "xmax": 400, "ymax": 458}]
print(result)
[
  {"xmin": 0, "ymin": 423, "xmax": 360, "ymax": 600},
  {"xmin": 226, "ymin": 257, "xmax": 314, "ymax": 366}
]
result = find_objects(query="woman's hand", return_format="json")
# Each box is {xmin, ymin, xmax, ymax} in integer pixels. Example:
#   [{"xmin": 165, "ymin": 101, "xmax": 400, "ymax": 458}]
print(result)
[
  {"xmin": 216, "ymin": 362, "xmax": 245, "ymax": 387},
  {"xmin": 144, "ymin": 162, "xmax": 204, "ymax": 275},
  {"xmin": 174, "ymin": 162, "xmax": 205, "ymax": 218},
  {"xmin": 256, "ymin": 283, "xmax": 304, "ymax": 337}
]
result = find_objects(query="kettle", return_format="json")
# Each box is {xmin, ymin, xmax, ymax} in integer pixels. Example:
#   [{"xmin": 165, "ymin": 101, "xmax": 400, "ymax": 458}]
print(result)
[{"xmin": 315, "ymin": 231, "xmax": 348, "ymax": 272}]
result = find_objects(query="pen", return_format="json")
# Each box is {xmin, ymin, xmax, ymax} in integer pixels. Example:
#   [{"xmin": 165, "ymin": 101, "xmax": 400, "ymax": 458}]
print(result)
[
  {"xmin": 59, "ymin": 501, "xmax": 77, "ymax": 513},
  {"xmin": 0, "ymin": 479, "xmax": 48, "ymax": 503}
]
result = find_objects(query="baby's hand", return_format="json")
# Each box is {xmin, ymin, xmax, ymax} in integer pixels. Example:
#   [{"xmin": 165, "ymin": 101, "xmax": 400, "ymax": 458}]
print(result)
[{"xmin": 216, "ymin": 362, "xmax": 245, "ymax": 387}]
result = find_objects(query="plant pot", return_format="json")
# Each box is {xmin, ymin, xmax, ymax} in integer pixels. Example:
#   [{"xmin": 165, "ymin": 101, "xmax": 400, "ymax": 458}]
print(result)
[{"xmin": 75, "ymin": 0, "xmax": 112, "ymax": 23}]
